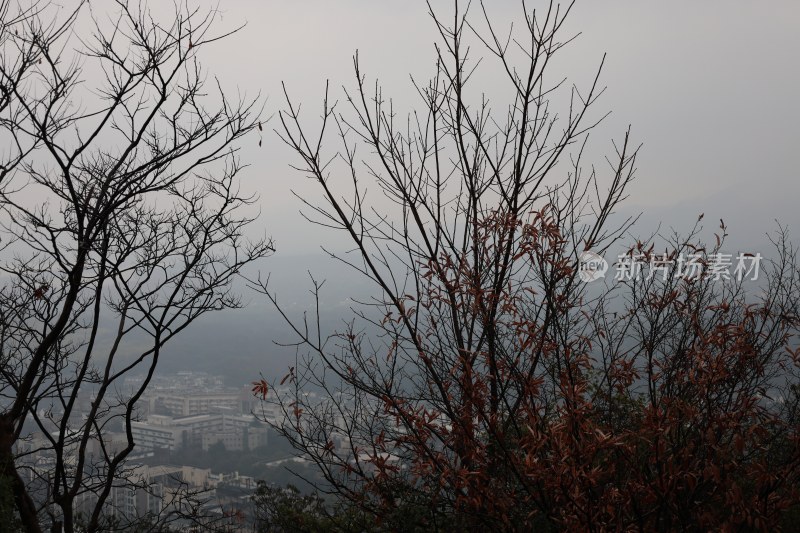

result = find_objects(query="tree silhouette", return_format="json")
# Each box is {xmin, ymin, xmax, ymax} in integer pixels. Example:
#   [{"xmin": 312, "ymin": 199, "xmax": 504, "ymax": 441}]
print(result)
[{"xmin": 0, "ymin": 1, "xmax": 272, "ymax": 531}]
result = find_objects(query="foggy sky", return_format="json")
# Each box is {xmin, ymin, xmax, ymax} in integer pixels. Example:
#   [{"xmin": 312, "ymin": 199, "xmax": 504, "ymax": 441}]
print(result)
[
  {"xmin": 33, "ymin": 1, "xmax": 800, "ymax": 382},
  {"xmin": 199, "ymin": 0, "xmax": 800, "ymax": 255}
]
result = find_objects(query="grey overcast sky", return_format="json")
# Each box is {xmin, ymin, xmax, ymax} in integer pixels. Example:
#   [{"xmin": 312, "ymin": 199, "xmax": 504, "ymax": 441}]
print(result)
[
  {"xmin": 186, "ymin": 0, "xmax": 800, "ymax": 257},
  {"xmin": 58, "ymin": 0, "xmax": 800, "ymax": 380}
]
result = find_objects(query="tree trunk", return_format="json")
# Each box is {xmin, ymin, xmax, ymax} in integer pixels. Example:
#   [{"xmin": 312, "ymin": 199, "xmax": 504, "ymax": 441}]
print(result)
[{"xmin": 0, "ymin": 414, "xmax": 42, "ymax": 533}]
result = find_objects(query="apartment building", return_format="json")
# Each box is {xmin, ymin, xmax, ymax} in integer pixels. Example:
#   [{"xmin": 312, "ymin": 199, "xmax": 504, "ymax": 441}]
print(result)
[
  {"xmin": 150, "ymin": 391, "xmax": 248, "ymax": 416},
  {"xmin": 130, "ymin": 420, "xmax": 188, "ymax": 452},
  {"xmin": 131, "ymin": 414, "xmax": 268, "ymax": 452}
]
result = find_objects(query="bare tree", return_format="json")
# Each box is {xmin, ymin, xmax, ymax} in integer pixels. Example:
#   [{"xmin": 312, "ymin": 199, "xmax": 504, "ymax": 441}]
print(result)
[
  {"xmin": 255, "ymin": 1, "xmax": 800, "ymax": 530},
  {"xmin": 0, "ymin": 1, "xmax": 272, "ymax": 531}
]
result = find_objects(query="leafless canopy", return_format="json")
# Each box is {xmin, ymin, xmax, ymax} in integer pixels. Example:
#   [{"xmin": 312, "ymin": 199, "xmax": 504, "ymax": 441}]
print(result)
[{"xmin": 0, "ymin": 1, "xmax": 271, "ymax": 531}]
